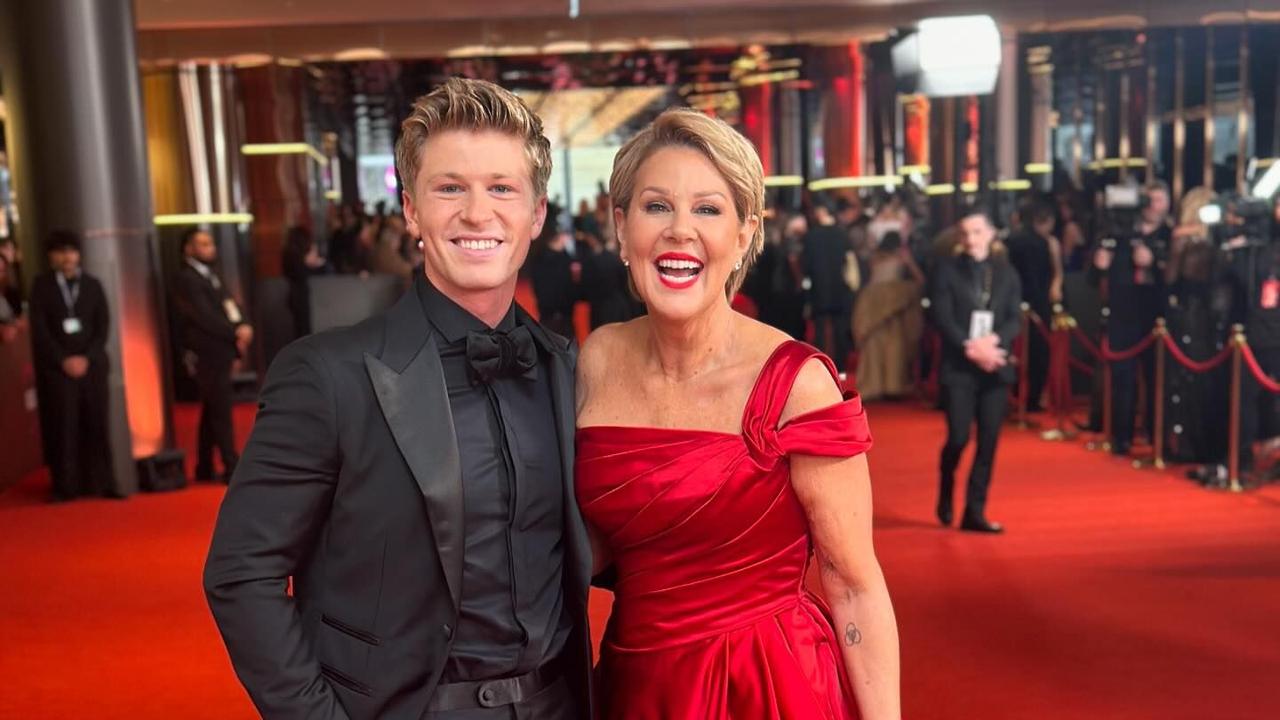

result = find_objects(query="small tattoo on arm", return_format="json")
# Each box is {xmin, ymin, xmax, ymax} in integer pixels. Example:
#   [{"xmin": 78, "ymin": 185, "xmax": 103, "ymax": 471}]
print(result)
[{"xmin": 844, "ymin": 623, "xmax": 863, "ymax": 646}]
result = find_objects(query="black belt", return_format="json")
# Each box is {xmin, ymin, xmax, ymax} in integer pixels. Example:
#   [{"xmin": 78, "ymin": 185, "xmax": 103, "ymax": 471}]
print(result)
[{"xmin": 427, "ymin": 656, "xmax": 565, "ymax": 712}]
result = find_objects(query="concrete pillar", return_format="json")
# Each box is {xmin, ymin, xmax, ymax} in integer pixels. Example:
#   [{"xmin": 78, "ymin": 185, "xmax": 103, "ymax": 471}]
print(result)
[
  {"xmin": 0, "ymin": 0, "xmax": 174, "ymax": 495},
  {"xmin": 996, "ymin": 29, "xmax": 1020, "ymax": 182}
]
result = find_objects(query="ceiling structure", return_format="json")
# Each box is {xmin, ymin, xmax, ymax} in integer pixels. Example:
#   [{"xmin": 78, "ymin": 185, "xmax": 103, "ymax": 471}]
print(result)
[{"xmin": 133, "ymin": 0, "xmax": 1280, "ymax": 64}]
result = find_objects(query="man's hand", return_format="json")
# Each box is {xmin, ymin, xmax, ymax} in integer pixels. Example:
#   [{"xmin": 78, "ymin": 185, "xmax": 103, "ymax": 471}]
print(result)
[
  {"xmin": 964, "ymin": 334, "xmax": 1008, "ymax": 373},
  {"xmin": 235, "ymin": 325, "xmax": 254, "ymax": 354},
  {"xmin": 1094, "ymin": 248, "xmax": 1113, "ymax": 271},
  {"xmin": 1133, "ymin": 243, "xmax": 1154, "ymax": 268},
  {"xmin": 62, "ymin": 355, "xmax": 89, "ymax": 378}
]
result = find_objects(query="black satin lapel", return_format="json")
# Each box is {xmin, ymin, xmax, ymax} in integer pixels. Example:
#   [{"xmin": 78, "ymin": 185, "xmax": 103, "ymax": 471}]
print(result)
[
  {"xmin": 365, "ymin": 346, "xmax": 464, "ymax": 611},
  {"xmin": 547, "ymin": 350, "xmax": 591, "ymax": 600}
]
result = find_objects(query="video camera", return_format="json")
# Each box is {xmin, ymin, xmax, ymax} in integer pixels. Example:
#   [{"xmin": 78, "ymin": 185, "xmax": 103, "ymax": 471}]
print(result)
[
  {"xmin": 1099, "ymin": 184, "xmax": 1169, "ymax": 280},
  {"xmin": 1100, "ymin": 184, "xmax": 1143, "ymax": 243},
  {"xmin": 1199, "ymin": 193, "xmax": 1274, "ymax": 250}
]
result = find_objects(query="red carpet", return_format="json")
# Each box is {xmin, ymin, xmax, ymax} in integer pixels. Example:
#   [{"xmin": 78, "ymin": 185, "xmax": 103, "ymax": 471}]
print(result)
[{"xmin": 2, "ymin": 402, "xmax": 1278, "ymax": 719}]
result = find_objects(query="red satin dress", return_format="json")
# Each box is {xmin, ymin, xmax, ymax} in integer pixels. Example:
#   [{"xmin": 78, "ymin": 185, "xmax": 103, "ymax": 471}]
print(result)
[{"xmin": 576, "ymin": 341, "xmax": 874, "ymax": 720}]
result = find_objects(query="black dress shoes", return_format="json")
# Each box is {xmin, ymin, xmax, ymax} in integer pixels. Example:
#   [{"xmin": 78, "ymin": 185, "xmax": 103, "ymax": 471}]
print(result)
[
  {"xmin": 936, "ymin": 503, "xmax": 953, "ymax": 527},
  {"xmin": 960, "ymin": 516, "xmax": 1004, "ymax": 534}
]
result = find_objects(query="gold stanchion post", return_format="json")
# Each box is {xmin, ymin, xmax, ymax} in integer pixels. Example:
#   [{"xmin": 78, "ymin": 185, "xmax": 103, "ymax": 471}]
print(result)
[
  {"xmin": 1017, "ymin": 304, "xmax": 1031, "ymax": 430},
  {"xmin": 1228, "ymin": 325, "xmax": 1245, "ymax": 493},
  {"xmin": 1086, "ymin": 308, "xmax": 1112, "ymax": 452},
  {"xmin": 1042, "ymin": 309, "xmax": 1077, "ymax": 442},
  {"xmin": 1139, "ymin": 318, "xmax": 1169, "ymax": 470}
]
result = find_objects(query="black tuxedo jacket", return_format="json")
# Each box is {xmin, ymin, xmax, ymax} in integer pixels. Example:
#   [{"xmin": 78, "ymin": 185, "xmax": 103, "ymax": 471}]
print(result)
[
  {"xmin": 929, "ymin": 252, "xmax": 1023, "ymax": 385},
  {"xmin": 28, "ymin": 271, "xmax": 110, "ymax": 375},
  {"xmin": 172, "ymin": 262, "xmax": 242, "ymax": 365},
  {"xmin": 203, "ymin": 284, "xmax": 593, "ymax": 720}
]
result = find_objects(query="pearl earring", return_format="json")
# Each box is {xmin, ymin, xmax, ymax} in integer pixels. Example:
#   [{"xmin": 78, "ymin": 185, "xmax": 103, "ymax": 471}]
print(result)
[
  {"xmin": 623, "ymin": 258, "xmax": 630, "ymax": 267},
  {"xmin": 734, "ymin": 259, "xmax": 743, "ymax": 271}
]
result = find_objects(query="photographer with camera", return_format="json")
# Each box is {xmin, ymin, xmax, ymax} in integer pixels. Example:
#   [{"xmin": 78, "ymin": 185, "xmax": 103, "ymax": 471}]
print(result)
[
  {"xmin": 1202, "ymin": 195, "xmax": 1280, "ymax": 483},
  {"xmin": 1091, "ymin": 181, "xmax": 1174, "ymax": 456}
]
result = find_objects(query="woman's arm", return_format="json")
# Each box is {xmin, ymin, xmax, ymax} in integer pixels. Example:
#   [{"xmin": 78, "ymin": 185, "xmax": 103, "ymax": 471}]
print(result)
[
  {"xmin": 783, "ymin": 362, "xmax": 901, "ymax": 720},
  {"xmin": 1047, "ymin": 235, "xmax": 1064, "ymax": 305}
]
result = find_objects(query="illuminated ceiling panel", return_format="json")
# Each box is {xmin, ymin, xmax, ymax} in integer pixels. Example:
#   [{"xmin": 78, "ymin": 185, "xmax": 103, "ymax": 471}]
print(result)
[{"xmin": 517, "ymin": 87, "xmax": 671, "ymax": 149}]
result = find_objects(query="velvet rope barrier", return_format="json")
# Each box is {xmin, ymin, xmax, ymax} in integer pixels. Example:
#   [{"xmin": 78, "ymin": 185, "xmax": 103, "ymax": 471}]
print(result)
[
  {"xmin": 1099, "ymin": 333, "xmax": 1158, "ymax": 363},
  {"xmin": 1240, "ymin": 342, "xmax": 1280, "ymax": 394},
  {"xmin": 1028, "ymin": 311, "xmax": 1054, "ymax": 343},
  {"xmin": 1070, "ymin": 325, "xmax": 1103, "ymax": 360},
  {"xmin": 1160, "ymin": 334, "xmax": 1234, "ymax": 374}
]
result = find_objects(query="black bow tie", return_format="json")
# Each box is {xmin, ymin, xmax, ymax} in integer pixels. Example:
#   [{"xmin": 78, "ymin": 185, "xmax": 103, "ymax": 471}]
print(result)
[{"xmin": 465, "ymin": 326, "xmax": 538, "ymax": 384}]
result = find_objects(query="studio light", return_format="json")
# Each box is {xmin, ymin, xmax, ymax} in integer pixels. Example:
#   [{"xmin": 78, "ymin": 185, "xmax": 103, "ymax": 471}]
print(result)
[{"xmin": 892, "ymin": 15, "xmax": 1002, "ymax": 98}]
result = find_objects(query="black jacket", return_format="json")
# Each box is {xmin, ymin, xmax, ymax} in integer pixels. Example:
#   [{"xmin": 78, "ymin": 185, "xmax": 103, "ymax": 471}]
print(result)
[
  {"xmin": 28, "ymin": 270, "xmax": 110, "ymax": 374},
  {"xmin": 203, "ymin": 278, "xmax": 593, "ymax": 720},
  {"xmin": 929, "ymin": 252, "xmax": 1023, "ymax": 385},
  {"xmin": 802, "ymin": 225, "xmax": 854, "ymax": 313},
  {"xmin": 172, "ymin": 261, "xmax": 243, "ymax": 365}
]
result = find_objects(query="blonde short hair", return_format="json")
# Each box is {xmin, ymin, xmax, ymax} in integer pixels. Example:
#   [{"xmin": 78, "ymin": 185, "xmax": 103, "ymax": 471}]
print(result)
[
  {"xmin": 395, "ymin": 77, "xmax": 552, "ymax": 199},
  {"xmin": 609, "ymin": 108, "xmax": 765, "ymax": 298}
]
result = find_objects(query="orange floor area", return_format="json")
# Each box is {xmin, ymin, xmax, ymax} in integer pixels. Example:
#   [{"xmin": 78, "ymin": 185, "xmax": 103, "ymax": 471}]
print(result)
[{"xmin": 2, "ymin": 401, "xmax": 1279, "ymax": 719}]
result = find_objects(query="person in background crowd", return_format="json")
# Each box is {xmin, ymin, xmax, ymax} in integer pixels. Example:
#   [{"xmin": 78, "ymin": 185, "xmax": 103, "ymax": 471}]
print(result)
[
  {"xmin": 867, "ymin": 193, "xmax": 912, "ymax": 249},
  {"xmin": 0, "ymin": 254, "xmax": 20, "ymax": 334},
  {"xmin": 370, "ymin": 212, "xmax": 415, "ymax": 286},
  {"xmin": 804, "ymin": 202, "xmax": 855, "ymax": 370},
  {"xmin": 281, "ymin": 225, "xmax": 327, "ymax": 339},
  {"xmin": 326, "ymin": 203, "xmax": 361, "ymax": 274},
  {"xmin": 930, "ymin": 207, "xmax": 1022, "ymax": 533},
  {"xmin": 763, "ymin": 212, "xmax": 808, "ymax": 340},
  {"xmin": 173, "ymin": 229, "xmax": 253, "ymax": 483},
  {"xmin": 1092, "ymin": 180, "xmax": 1173, "ymax": 456},
  {"xmin": 1202, "ymin": 197, "xmax": 1280, "ymax": 483},
  {"xmin": 0, "ymin": 237, "xmax": 23, "ymax": 315},
  {"xmin": 1163, "ymin": 188, "xmax": 1231, "ymax": 465},
  {"xmin": 28, "ymin": 231, "xmax": 116, "ymax": 501},
  {"xmin": 853, "ymin": 231, "xmax": 925, "ymax": 400},
  {"xmin": 531, "ymin": 226, "xmax": 580, "ymax": 340},
  {"xmin": 1005, "ymin": 200, "xmax": 1063, "ymax": 413},
  {"xmin": 579, "ymin": 223, "xmax": 642, "ymax": 329},
  {"xmin": 1055, "ymin": 190, "xmax": 1089, "ymax": 272}
]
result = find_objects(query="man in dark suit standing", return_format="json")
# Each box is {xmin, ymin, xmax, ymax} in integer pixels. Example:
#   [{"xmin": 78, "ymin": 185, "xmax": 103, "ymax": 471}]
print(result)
[
  {"xmin": 204, "ymin": 78, "xmax": 592, "ymax": 720},
  {"xmin": 28, "ymin": 231, "xmax": 115, "ymax": 501},
  {"xmin": 1005, "ymin": 200, "xmax": 1063, "ymax": 413},
  {"xmin": 172, "ymin": 229, "xmax": 253, "ymax": 482},
  {"xmin": 929, "ymin": 207, "xmax": 1022, "ymax": 533},
  {"xmin": 802, "ymin": 202, "xmax": 855, "ymax": 371}
]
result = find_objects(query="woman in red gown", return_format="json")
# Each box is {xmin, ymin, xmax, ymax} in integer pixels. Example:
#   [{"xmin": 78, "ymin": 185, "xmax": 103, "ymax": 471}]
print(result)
[{"xmin": 575, "ymin": 109, "xmax": 901, "ymax": 720}]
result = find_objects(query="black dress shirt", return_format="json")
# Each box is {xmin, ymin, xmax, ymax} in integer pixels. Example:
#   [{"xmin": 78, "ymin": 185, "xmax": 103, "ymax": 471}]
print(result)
[{"xmin": 417, "ymin": 276, "xmax": 571, "ymax": 683}]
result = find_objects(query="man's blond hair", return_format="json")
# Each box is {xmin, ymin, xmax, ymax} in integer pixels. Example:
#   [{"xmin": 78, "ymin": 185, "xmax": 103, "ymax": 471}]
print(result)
[
  {"xmin": 609, "ymin": 108, "xmax": 765, "ymax": 298},
  {"xmin": 395, "ymin": 78, "xmax": 552, "ymax": 199}
]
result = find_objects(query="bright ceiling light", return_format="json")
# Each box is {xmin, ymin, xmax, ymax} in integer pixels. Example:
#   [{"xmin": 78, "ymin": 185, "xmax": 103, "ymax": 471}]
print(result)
[{"xmin": 892, "ymin": 15, "xmax": 1001, "ymax": 97}]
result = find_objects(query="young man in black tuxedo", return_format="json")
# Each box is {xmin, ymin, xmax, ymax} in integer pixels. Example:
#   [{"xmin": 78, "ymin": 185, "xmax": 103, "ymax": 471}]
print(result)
[
  {"xmin": 28, "ymin": 231, "xmax": 116, "ymax": 501},
  {"xmin": 204, "ymin": 78, "xmax": 592, "ymax": 720},
  {"xmin": 172, "ymin": 229, "xmax": 253, "ymax": 482},
  {"xmin": 929, "ymin": 207, "xmax": 1023, "ymax": 533}
]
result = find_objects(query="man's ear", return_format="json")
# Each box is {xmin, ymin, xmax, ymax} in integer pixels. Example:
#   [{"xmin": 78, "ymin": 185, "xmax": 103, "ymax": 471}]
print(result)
[
  {"xmin": 531, "ymin": 195, "xmax": 549, "ymax": 238},
  {"xmin": 402, "ymin": 189, "xmax": 420, "ymax": 238}
]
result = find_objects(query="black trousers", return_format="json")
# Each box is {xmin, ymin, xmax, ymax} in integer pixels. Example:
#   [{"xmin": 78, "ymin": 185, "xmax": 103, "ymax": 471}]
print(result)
[
  {"xmin": 939, "ymin": 373, "xmax": 1009, "ymax": 520},
  {"xmin": 1108, "ymin": 317, "xmax": 1157, "ymax": 450},
  {"xmin": 1025, "ymin": 322, "xmax": 1049, "ymax": 411},
  {"xmin": 812, "ymin": 310, "xmax": 851, "ymax": 371},
  {"xmin": 39, "ymin": 364, "xmax": 114, "ymax": 500},
  {"xmin": 195, "ymin": 356, "xmax": 237, "ymax": 476},
  {"xmin": 1239, "ymin": 345, "xmax": 1280, "ymax": 470}
]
